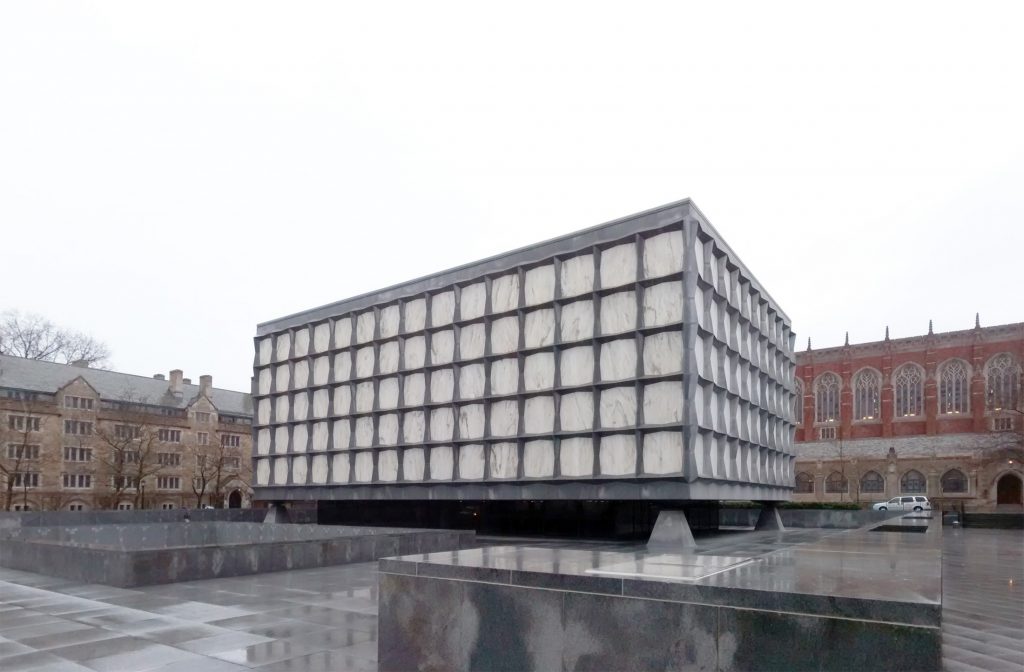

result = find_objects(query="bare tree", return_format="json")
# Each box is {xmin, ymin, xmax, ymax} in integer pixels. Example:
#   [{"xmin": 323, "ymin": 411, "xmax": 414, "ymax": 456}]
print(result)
[
  {"xmin": 0, "ymin": 310, "xmax": 110, "ymax": 368},
  {"xmin": 188, "ymin": 431, "xmax": 247, "ymax": 508},
  {"xmin": 0, "ymin": 397, "xmax": 45, "ymax": 511},
  {"xmin": 94, "ymin": 396, "xmax": 166, "ymax": 509}
]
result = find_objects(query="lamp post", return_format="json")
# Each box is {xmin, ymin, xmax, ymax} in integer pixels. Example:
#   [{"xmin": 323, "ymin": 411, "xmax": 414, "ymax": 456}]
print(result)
[{"xmin": 140, "ymin": 482, "xmax": 146, "ymax": 510}]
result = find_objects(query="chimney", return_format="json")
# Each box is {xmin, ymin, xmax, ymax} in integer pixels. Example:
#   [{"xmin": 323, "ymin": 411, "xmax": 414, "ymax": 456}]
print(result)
[
  {"xmin": 199, "ymin": 375, "xmax": 213, "ymax": 398},
  {"xmin": 169, "ymin": 369, "xmax": 183, "ymax": 397},
  {"xmin": 153, "ymin": 374, "xmax": 165, "ymax": 380},
  {"xmin": 71, "ymin": 359, "xmax": 89, "ymax": 368},
  {"xmin": 183, "ymin": 378, "xmax": 192, "ymax": 385}
]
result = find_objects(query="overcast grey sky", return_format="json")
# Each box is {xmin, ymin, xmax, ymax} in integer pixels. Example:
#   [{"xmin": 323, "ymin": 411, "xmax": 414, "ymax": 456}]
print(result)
[{"xmin": 1, "ymin": 1, "xmax": 1021, "ymax": 392}]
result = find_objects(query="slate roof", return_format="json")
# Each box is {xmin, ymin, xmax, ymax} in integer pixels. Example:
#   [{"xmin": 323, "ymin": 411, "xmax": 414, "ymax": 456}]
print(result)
[{"xmin": 0, "ymin": 354, "xmax": 252, "ymax": 416}]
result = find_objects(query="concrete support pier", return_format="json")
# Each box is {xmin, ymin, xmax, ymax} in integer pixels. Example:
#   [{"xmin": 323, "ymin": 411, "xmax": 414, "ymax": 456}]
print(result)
[
  {"xmin": 646, "ymin": 510, "xmax": 696, "ymax": 549},
  {"xmin": 754, "ymin": 502, "xmax": 786, "ymax": 531}
]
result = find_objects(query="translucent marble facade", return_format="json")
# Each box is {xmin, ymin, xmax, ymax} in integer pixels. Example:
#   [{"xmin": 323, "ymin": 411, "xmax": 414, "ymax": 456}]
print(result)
[{"xmin": 253, "ymin": 200, "xmax": 797, "ymax": 500}]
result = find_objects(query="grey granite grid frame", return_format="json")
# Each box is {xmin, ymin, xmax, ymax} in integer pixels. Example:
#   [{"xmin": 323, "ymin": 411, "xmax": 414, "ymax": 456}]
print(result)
[{"xmin": 252, "ymin": 199, "xmax": 797, "ymax": 501}]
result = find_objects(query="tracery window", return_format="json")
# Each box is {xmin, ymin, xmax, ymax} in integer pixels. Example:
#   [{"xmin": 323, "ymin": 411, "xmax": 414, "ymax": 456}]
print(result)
[
  {"xmin": 795, "ymin": 472, "xmax": 814, "ymax": 493},
  {"xmin": 815, "ymin": 373, "xmax": 840, "ymax": 424},
  {"xmin": 939, "ymin": 360, "xmax": 969, "ymax": 415},
  {"xmin": 860, "ymin": 471, "xmax": 884, "ymax": 493},
  {"xmin": 853, "ymin": 369, "xmax": 881, "ymax": 420},
  {"xmin": 825, "ymin": 471, "xmax": 848, "ymax": 493},
  {"xmin": 986, "ymin": 354, "xmax": 1020, "ymax": 412},
  {"xmin": 893, "ymin": 364, "xmax": 924, "ymax": 417},
  {"xmin": 900, "ymin": 469, "xmax": 927, "ymax": 494},
  {"xmin": 941, "ymin": 469, "xmax": 967, "ymax": 494}
]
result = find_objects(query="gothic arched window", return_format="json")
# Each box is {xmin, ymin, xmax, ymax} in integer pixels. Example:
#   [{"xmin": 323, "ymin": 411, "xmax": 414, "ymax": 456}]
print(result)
[
  {"xmin": 900, "ymin": 469, "xmax": 927, "ymax": 494},
  {"xmin": 795, "ymin": 472, "xmax": 814, "ymax": 493},
  {"xmin": 939, "ymin": 360, "xmax": 970, "ymax": 415},
  {"xmin": 860, "ymin": 470, "xmax": 884, "ymax": 493},
  {"xmin": 815, "ymin": 373, "xmax": 840, "ymax": 424},
  {"xmin": 986, "ymin": 354, "xmax": 1020, "ymax": 412},
  {"xmin": 853, "ymin": 369, "xmax": 881, "ymax": 420},
  {"xmin": 825, "ymin": 471, "xmax": 848, "ymax": 493},
  {"xmin": 941, "ymin": 469, "xmax": 967, "ymax": 494},
  {"xmin": 893, "ymin": 364, "xmax": 924, "ymax": 417}
]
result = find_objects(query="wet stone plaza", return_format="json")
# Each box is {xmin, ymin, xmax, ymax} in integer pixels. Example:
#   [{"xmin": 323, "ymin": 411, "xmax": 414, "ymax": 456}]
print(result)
[{"xmin": 0, "ymin": 527, "xmax": 1019, "ymax": 671}]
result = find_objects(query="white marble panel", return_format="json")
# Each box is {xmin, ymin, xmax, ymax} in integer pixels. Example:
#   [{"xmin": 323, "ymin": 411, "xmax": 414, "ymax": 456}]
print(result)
[
  {"xmin": 459, "ymin": 444, "xmax": 485, "ymax": 479},
  {"xmin": 378, "ymin": 414, "xmax": 399, "ymax": 445},
  {"xmin": 354, "ymin": 417, "xmax": 374, "ymax": 447},
  {"xmin": 404, "ymin": 298, "xmax": 427, "ymax": 332},
  {"xmin": 560, "ymin": 438, "xmax": 594, "ymax": 477},
  {"xmin": 292, "ymin": 424, "xmax": 308, "ymax": 453},
  {"xmin": 560, "ymin": 346, "xmax": 594, "ymax": 387},
  {"xmin": 313, "ymin": 323, "xmax": 331, "ymax": 353},
  {"xmin": 291, "ymin": 455, "xmax": 308, "ymax": 484},
  {"xmin": 600, "ymin": 435, "xmax": 637, "ymax": 476},
  {"xmin": 430, "ymin": 407, "xmax": 454, "ymax": 441},
  {"xmin": 294, "ymin": 329, "xmax": 310, "ymax": 357},
  {"xmin": 356, "ymin": 346, "xmax": 375, "ymax": 379},
  {"xmin": 460, "ymin": 282, "xmax": 486, "ymax": 320},
  {"xmin": 643, "ymin": 229, "xmax": 684, "ymax": 278},
  {"xmin": 378, "ymin": 377, "xmax": 399, "ymax": 410},
  {"xmin": 258, "ymin": 399, "xmax": 271, "ymax": 425},
  {"xmin": 431, "ymin": 330, "xmax": 455, "ymax": 365},
  {"xmin": 643, "ymin": 381, "xmax": 684, "ymax": 424},
  {"xmin": 430, "ymin": 369, "xmax": 455, "ymax": 403},
  {"xmin": 403, "ymin": 447, "xmax": 426, "ymax": 481},
  {"xmin": 524, "ymin": 396, "xmax": 555, "ymax": 434},
  {"xmin": 354, "ymin": 451, "xmax": 374, "ymax": 482},
  {"xmin": 643, "ymin": 431, "xmax": 684, "ymax": 475},
  {"xmin": 490, "ymin": 316, "xmax": 519, "ymax": 355},
  {"xmin": 355, "ymin": 382, "xmax": 375, "ymax": 413},
  {"xmin": 404, "ymin": 336, "xmax": 426, "ymax": 369},
  {"xmin": 274, "ymin": 428, "xmax": 290, "ymax": 454},
  {"xmin": 404, "ymin": 373, "xmax": 425, "ymax": 405},
  {"xmin": 458, "ymin": 404, "xmax": 485, "ymax": 439},
  {"xmin": 334, "ymin": 317, "xmax": 352, "ymax": 348},
  {"xmin": 275, "ymin": 395, "xmax": 290, "ymax": 422},
  {"xmin": 491, "ymin": 273, "xmax": 520, "ymax": 313},
  {"xmin": 275, "ymin": 365, "xmax": 290, "ymax": 392},
  {"xmin": 276, "ymin": 333, "xmax": 291, "ymax": 362},
  {"xmin": 458, "ymin": 363, "xmax": 486, "ymax": 399},
  {"xmin": 313, "ymin": 389, "xmax": 329, "ymax": 418},
  {"xmin": 274, "ymin": 457, "xmax": 289, "ymax": 485},
  {"xmin": 332, "ymin": 419, "xmax": 351, "ymax": 450},
  {"xmin": 312, "ymin": 422, "xmax": 328, "ymax": 451},
  {"xmin": 293, "ymin": 392, "xmax": 309, "ymax": 421},
  {"xmin": 380, "ymin": 305, "xmax": 400, "ymax": 339},
  {"xmin": 379, "ymin": 341, "xmax": 399, "ymax": 374},
  {"xmin": 560, "ymin": 253, "xmax": 594, "ymax": 298},
  {"xmin": 258, "ymin": 338, "xmax": 273, "ymax": 365},
  {"xmin": 600, "ymin": 242, "xmax": 637, "ymax": 289},
  {"xmin": 334, "ymin": 353, "xmax": 352, "ymax": 382},
  {"xmin": 431, "ymin": 291, "xmax": 456, "ymax": 327},
  {"xmin": 403, "ymin": 410, "xmax": 425, "ymax": 443},
  {"xmin": 600, "ymin": 339, "xmax": 637, "ymax": 381},
  {"xmin": 257, "ymin": 428, "xmax": 270, "ymax": 455},
  {"xmin": 333, "ymin": 385, "xmax": 352, "ymax": 416},
  {"xmin": 311, "ymin": 454, "xmax": 329, "ymax": 484},
  {"xmin": 600, "ymin": 387, "xmax": 637, "ymax": 428},
  {"xmin": 600, "ymin": 291, "xmax": 637, "ymax": 334},
  {"xmin": 524, "ymin": 353, "xmax": 555, "ymax": 391},
  {"xmin": 459, "ymin": 323, "xmax": 486, "ymax": 360},
  {"xmin": 560, "ymin": 299, "xmax": 594, "ymax": 342},
  {"xmin": 356, "ymin": 311, "xmax": 375, "ymax": 343},
  {"xmin": 332, "ymin": 453, "xmax": 350, "ymax": 483},
  {"xmin": 313, "ymin": 356, "xmax": 330, "ymax": 385},
  {"xmin": 490, "ymin": 400, "xmax": 519, "ymax": 436},
  {"xmin": 293, "ymin": 360, "xmax": 309, "ymax": 389},
  {"xmin": 524, "ymin": 440, "xmax": 555, "ymax": 477},
  {"xmin": 490, "ymin": 443, "xmax": 518, "ymax": 479},
  {"xmin": 490, "ymin": 358, "xmax": 519, "ymax": 395},
  {"xmin": 430, "ymin": 446, "xmax": 454, "ymax": 480},
  {"xmin": 524, "ymin": 309, "xmax": 555, "ymax": 348},
  {"xmin": 643, "ymin": 332, "xmax": 684, "ymax": 375},
  {"xmin": 643, "ymin": 281, "xmax": 684, "ymax": 327},
  {"xmin": 256, "ymin": 458, "xmax": 270, "ymax": 485},
  {"xmin": 378, "ymin": 450, "xmax": 399, "ymax": 481},
  {"xmin": 524, "ymin": 265, "xmax": 555, "ymax": 306},
  {"xmin": 258, "ymin": 368, "xmax": 271, "ymax": 395},
  {"xmin": 560, "ymin": 391, "xmax": 594, "ymax": 431}
]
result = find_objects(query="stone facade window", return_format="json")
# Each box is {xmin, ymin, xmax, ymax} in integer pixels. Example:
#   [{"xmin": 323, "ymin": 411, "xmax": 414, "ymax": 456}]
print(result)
[
  {"xmin": 793, "ymin": 379, "xmax": 804, "ymax": 425},
  {"xmin": 941, "ymin": 469, "xmax": 967, "ymax": 493},
  {"xmin": 893, "ymin": 364, "xmax": 923, "ymax": 417},
  {"xmin": 860, "ymin": 470, "xmax": 884, "ymax": 493},
  {"xmin": 985, "ymin": 354, "xmax": 1020, "ymax": 412},
  {"xmin": 814, "ymin": 372, "xmax": 840, "ymax": 424},
  {"xmin": 795, "ymin": 472, "xmax": 814, "ymax": 493},
  {"xmin": 900, "ymin": 469, "xmax": 927, "ymax": 494},
  {"xmin": 853, "ymin": 369, "xmax": 881, "ymax": 420},
  {"xmin": 824, "ymin": 471, "xmax": 848, "ymax": 493},
  {"xmin": 939, "ymin": 360, "xmax": 969, "ymax": 415}
]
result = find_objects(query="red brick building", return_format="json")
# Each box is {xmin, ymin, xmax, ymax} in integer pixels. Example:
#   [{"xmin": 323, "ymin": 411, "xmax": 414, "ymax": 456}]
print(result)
[{"xmin": 793, "ymin": 318, "xmax": 1023, "ymax": 512}]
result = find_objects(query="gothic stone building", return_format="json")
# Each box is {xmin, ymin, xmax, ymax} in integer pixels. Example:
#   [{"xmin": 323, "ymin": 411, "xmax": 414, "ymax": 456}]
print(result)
[
  {"xmin": 0, "ymin": 355, "xmax": 254, "ymax": 511},
  {"xmin": 793, "ymin": 320, "xmax": 1023, "ymax": 512}
]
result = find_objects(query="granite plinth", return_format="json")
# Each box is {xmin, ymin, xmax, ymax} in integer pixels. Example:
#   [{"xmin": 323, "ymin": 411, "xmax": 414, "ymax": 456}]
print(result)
[
  {"xmin": 0, "ymin": 522, "xmax": 473, "ymax": 587},
  {"xmin": 378, "ymin": 517, "xmax": 942, "ymax": 671}
]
